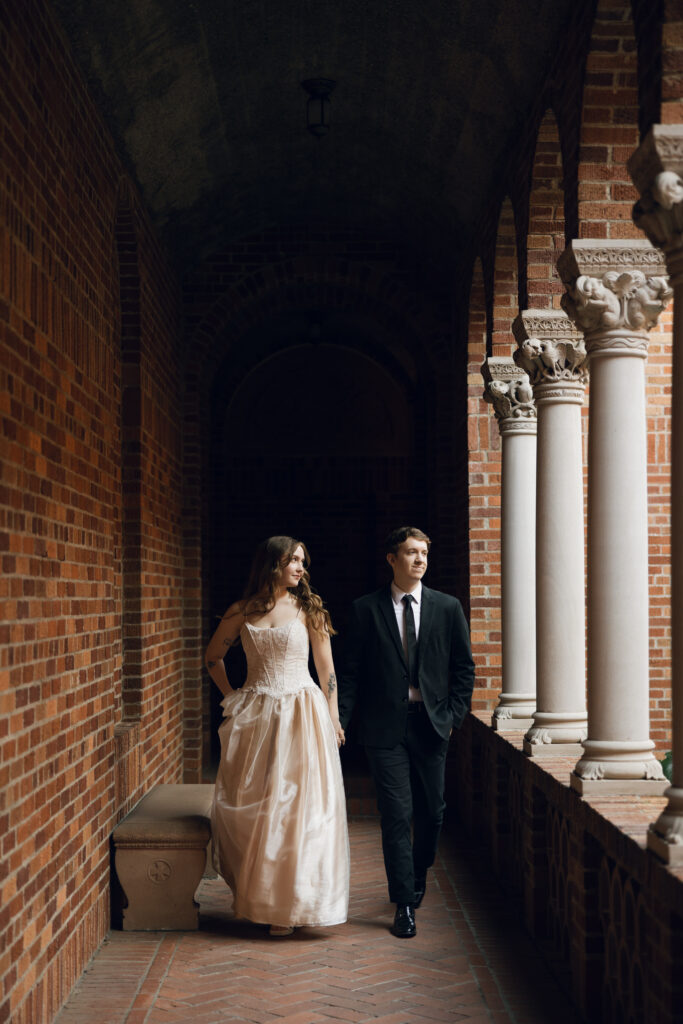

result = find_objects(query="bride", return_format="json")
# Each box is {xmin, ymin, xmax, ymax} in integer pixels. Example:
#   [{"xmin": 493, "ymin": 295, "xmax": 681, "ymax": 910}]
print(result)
[{"xmin": 204, "ymin": 535, "xmax": 349, "ymax": 935}]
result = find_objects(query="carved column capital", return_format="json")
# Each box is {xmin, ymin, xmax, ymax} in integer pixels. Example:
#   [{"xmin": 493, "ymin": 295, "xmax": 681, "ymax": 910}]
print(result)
[
  {"xmin": 512, "ymin": 309, "xmax": 588, "ymax": 402},
  {"xmin": 482, "ymin": 357, "xmax": 537, "ymax": 435},
  {"xmin": 557, "ymin": 240, "xmax": 671, "ymax": 358},
  {"xmin": 628, "ymin": 125, "xmax": 683, "ymax": 284}
]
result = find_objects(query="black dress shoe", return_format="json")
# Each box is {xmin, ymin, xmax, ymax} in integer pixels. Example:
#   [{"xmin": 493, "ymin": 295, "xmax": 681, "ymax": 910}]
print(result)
[
  {"xmin": 391, "ymin": 904, "xmax": 416, "ymax": 938},
  {"xmin": 413, "ymin": 875, "xmax": 427, "ymax": 909}
]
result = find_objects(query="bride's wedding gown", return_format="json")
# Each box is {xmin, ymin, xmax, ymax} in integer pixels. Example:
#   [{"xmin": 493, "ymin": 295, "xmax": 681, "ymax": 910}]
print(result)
[{"xmin": 211, "ymin": 615, "xmax": 349, "ymax": 927}]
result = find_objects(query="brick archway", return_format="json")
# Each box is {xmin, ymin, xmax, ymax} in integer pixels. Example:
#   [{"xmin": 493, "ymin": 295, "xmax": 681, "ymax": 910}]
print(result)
[{"xmin": 183, "ymin": 256, "xmax": 461, "ymax": 776}]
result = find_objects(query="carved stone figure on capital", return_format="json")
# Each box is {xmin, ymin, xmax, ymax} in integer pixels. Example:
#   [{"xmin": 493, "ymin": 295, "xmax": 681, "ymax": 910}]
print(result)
[
  {"xmin": 485, "ymin": 376, "xmax": 536, "ymax": 422},
  {"xmin": 561, "ymin": 270, "xmax": 672, "ymax": 341},
  {"xmin": 632, "ymin": 170, "xmax": 683, "ymax": 252},
  {"xmin": 514, "ymin": 335, "xmax": 588, "ymax": 387}
]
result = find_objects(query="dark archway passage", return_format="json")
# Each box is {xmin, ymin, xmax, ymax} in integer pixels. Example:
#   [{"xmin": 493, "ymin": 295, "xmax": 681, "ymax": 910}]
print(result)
[
  {"xmin": 206, "ymin": 309, "xmax": 432, "ymax": 765},
  {"xmin": 185, "ymin": 252, "xmax": 463, "ymax": 778}
]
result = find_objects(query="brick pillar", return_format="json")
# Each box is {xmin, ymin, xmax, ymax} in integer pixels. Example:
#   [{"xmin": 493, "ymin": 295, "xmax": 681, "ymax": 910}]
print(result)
[
  {"xmin": 557, "ymin": 239, "xmax": 670, "ymax": 794},
  {"xmin": 630, "ymin": 125, "xmax": 683, "ymax": 860},
  {"xmin": 482, "ymin": 356, "xmax": 537, "ymax": 732}
]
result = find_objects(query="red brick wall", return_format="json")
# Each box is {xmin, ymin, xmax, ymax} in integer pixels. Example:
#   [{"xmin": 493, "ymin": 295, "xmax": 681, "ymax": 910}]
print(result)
[
  {"xmin": 527, "ymin": 110, "xmax": 566, "ymax": 310},
  {"xmin": 578, "ymin": 0, "xmax": 642, "ymax": 240},
  {"xmin": 0, "ymin": 3, "xmax": 184, "ymax": 1021},
  {"xmin": 466, "ymin": 258, "xmax": 502, "ymax": 712},
  {"xmin": 491, "ymin": 199, "xmax": 520, "ymax": 354}
]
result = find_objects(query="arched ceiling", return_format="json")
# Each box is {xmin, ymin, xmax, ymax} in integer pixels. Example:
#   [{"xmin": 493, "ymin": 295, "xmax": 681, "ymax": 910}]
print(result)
[{"xmin": 53, "ymin": 0, "xmax": 575, "ymax": 273}]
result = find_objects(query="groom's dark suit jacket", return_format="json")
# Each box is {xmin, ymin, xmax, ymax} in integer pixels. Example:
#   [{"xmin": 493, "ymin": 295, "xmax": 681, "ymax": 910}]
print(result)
[{"xmin": 339, "ymin": 585, "xmax": 475, "ymax": 747}]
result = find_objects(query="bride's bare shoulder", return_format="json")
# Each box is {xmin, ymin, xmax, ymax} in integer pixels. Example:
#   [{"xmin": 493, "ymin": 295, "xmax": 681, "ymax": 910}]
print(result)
[
  {"xmin": 222, "ymin": 598, "xmax": 245, "ymax": 622},
  {"xmin": 222, "ymin": 601, "xmax": 244, "ymax": 622}
]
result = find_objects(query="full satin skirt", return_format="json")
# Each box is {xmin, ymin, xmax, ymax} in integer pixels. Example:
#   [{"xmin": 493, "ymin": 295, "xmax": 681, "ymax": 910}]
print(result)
[{"xmin": 211, "ymin": 685, "xmax": 349, "ymax": 927}]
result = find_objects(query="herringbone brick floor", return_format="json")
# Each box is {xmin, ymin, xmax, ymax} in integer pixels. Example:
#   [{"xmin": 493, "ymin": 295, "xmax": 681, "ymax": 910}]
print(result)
[{"xmin": 55, "ymin": 818, "xmax": 582, "ymax": 1024}]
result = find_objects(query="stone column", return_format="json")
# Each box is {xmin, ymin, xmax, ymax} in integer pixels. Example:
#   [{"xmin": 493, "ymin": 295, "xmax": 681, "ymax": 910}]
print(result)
[
  {"xmin": 482, "ymin": 357, "xmax": 537, "ymax": 731},
  {"xmin": 628, "ymin": 124, "xmax": 683, "ymax": 859},
  {"xmin": 558, "ymin": 239, "xmax": 670, "ymax": 794},
  {"xmin": 513, "ymin": 310, "xmax": 588, "ymax": 756}
]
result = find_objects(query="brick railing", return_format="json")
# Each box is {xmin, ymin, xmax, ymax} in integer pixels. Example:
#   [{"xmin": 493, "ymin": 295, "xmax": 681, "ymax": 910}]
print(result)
[{"xmin": 447, "ymin": 712, "xmax": 683, "ymax": 1024}]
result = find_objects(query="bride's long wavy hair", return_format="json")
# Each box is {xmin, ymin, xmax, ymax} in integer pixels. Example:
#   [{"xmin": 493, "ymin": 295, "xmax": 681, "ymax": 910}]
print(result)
[{"xmin": 240, "ymin": 535, "xmax": 336, "ymax": 636}]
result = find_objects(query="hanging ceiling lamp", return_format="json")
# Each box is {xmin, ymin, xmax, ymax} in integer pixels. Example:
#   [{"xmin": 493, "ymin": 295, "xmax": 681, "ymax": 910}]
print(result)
[{"xmin": 301, "ymin": 79, "xmax": 336, "ymax": 137}]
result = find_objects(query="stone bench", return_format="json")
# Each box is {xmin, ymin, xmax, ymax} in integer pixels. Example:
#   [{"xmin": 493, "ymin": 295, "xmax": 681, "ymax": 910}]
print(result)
[{"xmin": 112, "ymin": 783, "xmax": 214, "ymax": 930}]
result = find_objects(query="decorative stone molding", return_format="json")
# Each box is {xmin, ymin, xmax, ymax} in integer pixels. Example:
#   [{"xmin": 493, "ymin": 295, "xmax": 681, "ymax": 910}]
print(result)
[
  {"xmin": 526, "ymin": 728, "xmax": 552, "ymax": 746},
  {"xmin": 512, "ymin": 310, "xmax": 588, "ymax": 389},
  {"xmin": 630, "ymin": 125, "xmax": 683, "ymax": 280},
  {"xmin": 482, "ymin": 357, "xmax": 536, "ymax": 435},
  {"xmin": 628, "ymin": 125, "xmax": 683, "ymax": 283},
  {"xmin": 629, "ymin": 123, "xmax": 683, "ymax": 187},
  {"xmin": 492, "ymin": 691, "xmax": 536, "ymax": 730},
  {"xmin": 574, "ymin": 746, "xmax": 665, "ymax": 783},
  {"xmin": 524, "ymin": 711, "xmax": 587, "ymax": 750},
  {"xmin": 557, "ymin": 239, "xmax": 671, "ymax": 356},
  {"xmin": 557, "ymin": 240, "xmax": 667, "ymax": 275}
]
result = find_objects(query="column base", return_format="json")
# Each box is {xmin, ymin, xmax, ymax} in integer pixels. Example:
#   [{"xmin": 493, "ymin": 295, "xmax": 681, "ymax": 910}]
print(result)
[
  {"xmin": 573, "ymin": 740, "xmax": 666, "ymax": 789},
  {"xmin": 524, "ymin": 741, "xmax": 586, "ymax": 758},
  {"xmin": 571, "ymin": 774, "xmax": 668, "ymax": 796},
  {"xmin": 523, "ymin": 711, "xmax": 587, "ymax": 757},
  {"xmin": 492, "ymin": 694, "xmax": 535, "ymax": 733},
  {"xmin": 647, "ymin": 787, "xmax": 683, "ymax": 865},
  {"xmin": 494, "ymin": 716, "xmax": 535, "ymax": 733}
]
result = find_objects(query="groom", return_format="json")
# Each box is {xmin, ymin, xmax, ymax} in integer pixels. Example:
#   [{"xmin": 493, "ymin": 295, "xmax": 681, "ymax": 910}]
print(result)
[{"xmin": 339, "ymin": 527, "xmax": 475, "ymax": 938}]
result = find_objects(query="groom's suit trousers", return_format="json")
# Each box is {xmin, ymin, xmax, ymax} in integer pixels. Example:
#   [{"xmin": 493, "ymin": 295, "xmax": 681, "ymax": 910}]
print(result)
[{"xmin": 365, "ymin": 707, "xmax": 448, "ymax": 904}]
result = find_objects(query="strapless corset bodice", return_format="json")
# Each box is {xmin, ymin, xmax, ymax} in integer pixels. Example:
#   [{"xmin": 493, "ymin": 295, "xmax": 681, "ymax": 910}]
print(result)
[{"xmin": 240, "ymin": 616, "xmax": 316, "ymax": 696}]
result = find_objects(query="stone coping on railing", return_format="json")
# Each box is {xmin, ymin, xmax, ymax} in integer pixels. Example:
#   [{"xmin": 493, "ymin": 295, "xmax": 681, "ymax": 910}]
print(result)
[{"xmin": 466, "ymin": 712, "xmax": 683, "ymax": 909}]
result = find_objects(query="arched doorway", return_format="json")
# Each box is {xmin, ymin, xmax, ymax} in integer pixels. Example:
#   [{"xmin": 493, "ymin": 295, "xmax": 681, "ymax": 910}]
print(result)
[{"xmin": 206, "ymin": 309, "xmax": 430, "ymax": 767}]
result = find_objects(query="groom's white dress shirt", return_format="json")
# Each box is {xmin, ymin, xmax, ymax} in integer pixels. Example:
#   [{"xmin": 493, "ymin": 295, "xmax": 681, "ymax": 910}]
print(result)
[{"xmin": 390, "ymin": 581, "xmax": 423, "ymax": 703}]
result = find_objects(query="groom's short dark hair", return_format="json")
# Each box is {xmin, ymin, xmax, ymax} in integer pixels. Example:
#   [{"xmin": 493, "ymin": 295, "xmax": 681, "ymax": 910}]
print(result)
[{"xmin": 384, "ymin": 527, "xmax": 431, "ymax": 555}]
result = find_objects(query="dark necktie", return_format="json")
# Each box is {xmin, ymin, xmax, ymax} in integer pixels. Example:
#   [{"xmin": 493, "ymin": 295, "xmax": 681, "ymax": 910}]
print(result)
[{"xmin": 402, "ymin": 594, "xmax": 418, "ymax": 688}]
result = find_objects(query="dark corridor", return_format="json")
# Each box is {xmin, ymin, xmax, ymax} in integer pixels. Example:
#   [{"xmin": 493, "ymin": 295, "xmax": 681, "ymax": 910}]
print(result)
[{"xmin": 206, "ymin": 309, "xmax": 431, "ymax": 763}]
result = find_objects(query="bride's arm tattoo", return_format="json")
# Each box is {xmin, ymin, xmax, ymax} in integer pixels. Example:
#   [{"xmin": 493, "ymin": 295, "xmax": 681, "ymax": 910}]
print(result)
[
  {"xmin": 327, "ymin": 672, "xmax": 337, "ymax": 695},
  {"xmin": 207, "ymin": 636, "xmax": 239, "ymax": 669}
]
